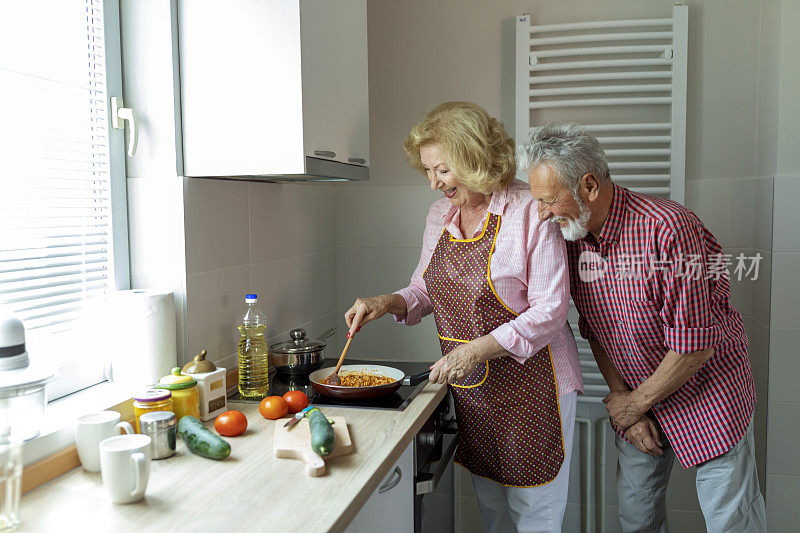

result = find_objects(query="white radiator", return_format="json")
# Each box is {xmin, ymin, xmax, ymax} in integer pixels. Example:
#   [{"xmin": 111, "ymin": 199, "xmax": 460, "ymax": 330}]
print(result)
[{"xmin": 514, "ymin": 6, "xmax": 689, "ymax": 533}]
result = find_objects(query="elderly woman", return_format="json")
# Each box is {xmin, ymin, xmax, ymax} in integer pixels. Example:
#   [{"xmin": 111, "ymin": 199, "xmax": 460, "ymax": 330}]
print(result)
[{"xmin": 344, "ymin": 102, "xmax": 582, "ymax": 532}]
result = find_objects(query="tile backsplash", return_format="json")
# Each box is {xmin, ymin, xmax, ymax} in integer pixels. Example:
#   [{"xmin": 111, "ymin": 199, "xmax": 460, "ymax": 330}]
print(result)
[{"xmin": 183, "ymin": 179, "xmax": 338, "ymax": 363}]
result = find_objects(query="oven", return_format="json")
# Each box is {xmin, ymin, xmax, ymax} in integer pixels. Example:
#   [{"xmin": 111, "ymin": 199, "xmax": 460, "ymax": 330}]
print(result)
[{"xmin": 414, "ymin": 395, "xmax": 458, "ymax": 533}]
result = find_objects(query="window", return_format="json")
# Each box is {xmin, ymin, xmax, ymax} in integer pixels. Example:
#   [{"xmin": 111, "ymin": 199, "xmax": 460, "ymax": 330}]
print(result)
[{"xmin": 0, "ymin": 0, "xmax": 129, "ymax": 400}]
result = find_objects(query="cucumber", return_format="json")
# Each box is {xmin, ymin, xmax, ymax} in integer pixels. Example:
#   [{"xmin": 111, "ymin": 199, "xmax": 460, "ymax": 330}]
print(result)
[
  {"xmin": 307, "ymin": 408, "xmax": 335, "ymax": 457},
  {"xmin": 178, "ymin": 415, "xmax": 231, "ymax": 460}
]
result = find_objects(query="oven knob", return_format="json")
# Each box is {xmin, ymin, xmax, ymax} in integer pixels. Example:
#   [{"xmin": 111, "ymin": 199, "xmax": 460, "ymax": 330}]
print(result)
[{"xmin": 417, "ymin": 432, "xmax": 437, "ymax": 447}]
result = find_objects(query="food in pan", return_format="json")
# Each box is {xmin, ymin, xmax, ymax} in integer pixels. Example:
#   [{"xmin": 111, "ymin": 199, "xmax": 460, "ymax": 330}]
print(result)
[{"xmin": 334, "ymin": 370, "xmax": 396, "ymax": 387}]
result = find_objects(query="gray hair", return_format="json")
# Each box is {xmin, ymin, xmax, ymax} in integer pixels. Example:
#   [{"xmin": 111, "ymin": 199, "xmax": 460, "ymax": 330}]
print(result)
[{"xmin": 518, "ymin": 123, "xmax": 610, "ymax": 193}]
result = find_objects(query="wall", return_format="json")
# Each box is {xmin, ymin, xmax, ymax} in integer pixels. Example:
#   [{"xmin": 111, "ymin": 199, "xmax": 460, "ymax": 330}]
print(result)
[
  {"xmin": 356, "ymin": 1, "xmax": 770, "ymax": 531},
  {"xmin": 183, "ymin": 180, "xmax": 340, "ymax": 369},
  {"xmin": 762, "ymin": 1, "xmax": 800, "ymax": 530}
]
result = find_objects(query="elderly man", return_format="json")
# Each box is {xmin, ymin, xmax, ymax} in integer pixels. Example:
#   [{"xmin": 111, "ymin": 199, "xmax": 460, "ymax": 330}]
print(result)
[{"xmin": 522, "ymin": 123, "xmax": 767, "ymax": 533}]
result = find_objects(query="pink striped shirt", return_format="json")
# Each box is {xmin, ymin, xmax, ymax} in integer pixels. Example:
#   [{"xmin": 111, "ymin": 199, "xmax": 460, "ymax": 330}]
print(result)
[{"xmin": 395, "ymin": 179, "xmax": 583, "ymax": 396}]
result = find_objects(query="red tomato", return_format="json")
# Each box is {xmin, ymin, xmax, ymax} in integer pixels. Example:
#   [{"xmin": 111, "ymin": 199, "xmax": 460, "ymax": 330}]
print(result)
[
  {"xmin": 259, "ymin": 396, "xmax": 289, "ymax": 420},
  {"xmin": 283, "ymin": 390, "xmax": 309, "ymax": 413},
  {"xmin": 214, "ymin": 410, "xmax": 247, "ymax": 436}
]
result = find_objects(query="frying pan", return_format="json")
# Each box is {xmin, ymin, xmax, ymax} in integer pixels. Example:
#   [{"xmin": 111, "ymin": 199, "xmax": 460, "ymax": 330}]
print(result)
[{"xmin": 309, "ymin": 364, "xmax": 431, "ymax": 400}]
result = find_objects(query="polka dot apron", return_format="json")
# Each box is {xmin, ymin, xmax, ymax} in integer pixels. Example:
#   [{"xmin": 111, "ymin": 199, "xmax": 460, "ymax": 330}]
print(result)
[{"xmin": 423, "ymin": 212, "xmax": 564, "ymax": 487}]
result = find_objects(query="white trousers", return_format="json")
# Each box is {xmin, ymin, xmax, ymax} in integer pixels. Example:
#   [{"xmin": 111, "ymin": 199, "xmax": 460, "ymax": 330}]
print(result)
[{"xmin": 471, "ymin": 391, "xmax": 577, "ymax": 533}]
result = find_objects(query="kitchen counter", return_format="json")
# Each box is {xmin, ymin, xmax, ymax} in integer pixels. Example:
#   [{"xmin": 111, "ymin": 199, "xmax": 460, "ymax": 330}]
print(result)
[{"xmin": 20, "ymin": 381, "xmax": 448, "ymax": 532}]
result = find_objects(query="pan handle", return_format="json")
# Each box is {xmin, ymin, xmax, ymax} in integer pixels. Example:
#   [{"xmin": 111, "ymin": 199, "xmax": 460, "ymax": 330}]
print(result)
[
  {"xmin": 315, "ymin": 327, "xmax": 338, "ymax": 342},
  {"xmin": 403, "ymin": 371, "xmax": 430, "ymax": 386}
]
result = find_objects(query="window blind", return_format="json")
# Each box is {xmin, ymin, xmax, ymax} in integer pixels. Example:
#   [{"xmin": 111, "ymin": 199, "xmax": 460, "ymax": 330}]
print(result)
[{"xmin": 0, "ymin": 0, "xmax": 118, "ymax": 335}]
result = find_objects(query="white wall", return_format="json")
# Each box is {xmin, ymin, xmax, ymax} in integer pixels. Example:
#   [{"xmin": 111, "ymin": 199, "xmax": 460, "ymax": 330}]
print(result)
[{"xmin": 762, "ymin": 1, "xmax": 800, "ymax": 530}]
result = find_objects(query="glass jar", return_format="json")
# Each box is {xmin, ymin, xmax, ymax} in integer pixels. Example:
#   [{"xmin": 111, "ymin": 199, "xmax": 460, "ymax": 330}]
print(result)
[
  {"xmin": 132, "ymin": 389, "xmax": 173, "ymax": 433},
  {"xmin": 155, "ymin": 367, "xmax": 199, "ymax": 422}
]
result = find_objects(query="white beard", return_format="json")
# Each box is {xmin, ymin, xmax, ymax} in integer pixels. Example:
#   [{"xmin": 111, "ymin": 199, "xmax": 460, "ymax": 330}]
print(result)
[{"xmin": 553, "ymin": 195, "xmax": 591, "ymax": 241}]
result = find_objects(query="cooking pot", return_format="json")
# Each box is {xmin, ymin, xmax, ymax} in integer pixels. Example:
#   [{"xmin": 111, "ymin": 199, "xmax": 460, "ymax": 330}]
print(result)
[{"xmin": 269, "ymin": 327, "xmax": 337, "ymax": 376}]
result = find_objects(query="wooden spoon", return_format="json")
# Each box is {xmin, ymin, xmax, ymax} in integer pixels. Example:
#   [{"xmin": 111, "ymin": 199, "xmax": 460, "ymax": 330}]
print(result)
[{"xmin": 324, "ymin": 331, "xmax": 356, "ymax": 386}]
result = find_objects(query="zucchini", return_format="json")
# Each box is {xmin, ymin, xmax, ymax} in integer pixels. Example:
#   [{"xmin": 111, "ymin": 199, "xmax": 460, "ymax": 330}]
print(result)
[
  {"xmin": 307, "ymin": 408, "xmax": 335, "ymax": 457},
  {"xmin": 178, "ymin": 415, "xmax": 231, "ymax": 460}
]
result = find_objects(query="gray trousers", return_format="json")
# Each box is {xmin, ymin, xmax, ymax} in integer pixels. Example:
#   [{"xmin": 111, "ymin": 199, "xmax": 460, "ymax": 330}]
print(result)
[{"xmin": 615, "ymin": 421, "xmax": 767, "ymax": 533}]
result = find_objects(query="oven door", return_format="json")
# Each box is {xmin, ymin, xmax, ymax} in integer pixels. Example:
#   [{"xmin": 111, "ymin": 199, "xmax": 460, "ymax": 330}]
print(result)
[{"xmin": 415, "ymin": 425, "xmax": 458, "ymax": 533}]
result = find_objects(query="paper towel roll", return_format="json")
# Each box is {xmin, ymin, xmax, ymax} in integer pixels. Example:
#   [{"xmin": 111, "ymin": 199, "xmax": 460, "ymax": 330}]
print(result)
[{"xmin": 104, "ymin": 290, "xmax": 177, "ymax": 394}]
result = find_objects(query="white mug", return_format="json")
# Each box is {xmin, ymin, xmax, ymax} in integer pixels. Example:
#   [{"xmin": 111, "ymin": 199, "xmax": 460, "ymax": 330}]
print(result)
[
  {"xmin": 75, "ymin": 411, "xmax": 134, "ymax": 472},
  {"xmin": 99, "ymin": 434, "xmax": 152, "ymax": 504}
]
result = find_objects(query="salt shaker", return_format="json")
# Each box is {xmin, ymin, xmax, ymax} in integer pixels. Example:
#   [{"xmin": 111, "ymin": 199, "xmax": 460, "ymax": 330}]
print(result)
[{"xmin": 139, "ymin": 411, "xmax": 176, "ymax": 459}]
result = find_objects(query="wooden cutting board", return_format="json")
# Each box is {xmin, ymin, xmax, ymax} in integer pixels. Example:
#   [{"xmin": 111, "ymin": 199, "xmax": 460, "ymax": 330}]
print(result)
[{"xmin": 274, "ymin": 416, "xmax": 353, "ymax": 476}]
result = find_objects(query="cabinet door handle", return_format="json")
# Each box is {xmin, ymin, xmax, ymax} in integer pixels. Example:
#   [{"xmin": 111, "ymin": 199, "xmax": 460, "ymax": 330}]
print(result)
[
  {"xmin": 314, "ymin": 150, "xmax": 336, "ymax": 158},
  {"xmin": 378, "ymin": 466, "xmax": 402, "ymax": 494},
  {"xmin": 347, "ymin": 157, "xmax": 366, "ymax": 165}
]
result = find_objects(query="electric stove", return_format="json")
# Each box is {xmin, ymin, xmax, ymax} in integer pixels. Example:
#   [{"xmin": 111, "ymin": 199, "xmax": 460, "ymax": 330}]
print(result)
[{"xmin": 228, "ymin": 358, "xmax": 434, "ymax": 411}]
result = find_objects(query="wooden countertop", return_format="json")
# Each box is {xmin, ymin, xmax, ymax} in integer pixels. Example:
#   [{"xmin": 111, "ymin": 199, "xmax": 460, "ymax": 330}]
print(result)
[{"xmin": 20, "ymin": 382, "xmax": 448, "ymax": 532}]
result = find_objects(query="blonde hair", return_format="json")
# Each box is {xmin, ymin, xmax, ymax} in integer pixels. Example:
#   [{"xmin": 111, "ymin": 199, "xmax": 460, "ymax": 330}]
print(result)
[{"xmin": 403, "ymin": 102, "xmax": 516, "ymax": 195}]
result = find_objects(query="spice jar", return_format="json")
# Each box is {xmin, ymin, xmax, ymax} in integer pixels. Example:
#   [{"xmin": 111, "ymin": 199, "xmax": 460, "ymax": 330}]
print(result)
[
  {"xmin": 132, "ymin": 389, "xmax": 173, "ymax": 433},
  {"xmin": 155, "ymin": 367, "xmax": 199, "ymax": 422},
  {"xmin": 182, "ymin": 349, "xmax": 227, "ymax": 422},
  {"xmin": 139, "ymin": 411, "xmax": 177, "ymax": 459}
]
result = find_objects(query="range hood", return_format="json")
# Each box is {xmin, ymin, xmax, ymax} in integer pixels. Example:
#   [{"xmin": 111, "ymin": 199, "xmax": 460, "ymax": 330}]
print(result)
[{"xmin": 189, "ymin": 157, "xmax": 369, "ymax": 183}]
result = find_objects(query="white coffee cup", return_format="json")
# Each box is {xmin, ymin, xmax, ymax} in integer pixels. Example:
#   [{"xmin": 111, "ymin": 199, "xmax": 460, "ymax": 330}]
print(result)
[
  {"xmin": 99, "ymin": 434, "xmax": 152, "ymax": 504},
  {"xmin": 75, "ymin": 411, "xmax": 135, "ymax": 472}
]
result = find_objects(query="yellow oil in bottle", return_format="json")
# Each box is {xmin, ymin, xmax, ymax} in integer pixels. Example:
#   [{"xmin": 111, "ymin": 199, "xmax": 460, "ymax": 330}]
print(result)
[{"xmin": 237, "ymin": 295, "xmax": 270, "ymax": 399}]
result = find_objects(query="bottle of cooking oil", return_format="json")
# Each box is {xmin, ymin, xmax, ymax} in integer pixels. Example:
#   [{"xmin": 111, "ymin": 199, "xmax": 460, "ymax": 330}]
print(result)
[{"xmin": 237, "ymin": 294, "xmax": 269, "ymax": 399}]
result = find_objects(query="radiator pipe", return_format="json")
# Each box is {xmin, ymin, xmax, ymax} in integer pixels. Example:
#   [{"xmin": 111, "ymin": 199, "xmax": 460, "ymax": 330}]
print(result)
[
  {"xmin": 596, "ymin": 417, "xmax": 612, "ymax": 533},
  {"xmin": 574, "ymin": 416, "xmax": 593, "ymax": 533}
]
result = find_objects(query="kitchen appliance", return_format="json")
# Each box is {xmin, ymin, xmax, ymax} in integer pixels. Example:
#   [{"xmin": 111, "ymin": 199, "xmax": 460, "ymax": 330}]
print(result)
[
  {"xmin": 234, "ymin": 359, "xmax": 433, "ymax": 411},
  {"xmin": 310, "ymin": 364, "xmax": 430, "ymax": 400},
  {"xmin": 0, "ymin": 312, "xmax": 55, "ymax": 531},
  {"xmin": 415, "ymin": 397, "xmax": 458, "ymax": 533},
  {"xmin": 269, "ymin": 327, "xmax": 337, "ymax": 376}
]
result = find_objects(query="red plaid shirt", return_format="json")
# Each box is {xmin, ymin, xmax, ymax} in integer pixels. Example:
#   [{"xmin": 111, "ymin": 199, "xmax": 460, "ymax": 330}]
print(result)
[{"xmin": 567, "ymin": 185, "xmax": 755, "ymax": 468}]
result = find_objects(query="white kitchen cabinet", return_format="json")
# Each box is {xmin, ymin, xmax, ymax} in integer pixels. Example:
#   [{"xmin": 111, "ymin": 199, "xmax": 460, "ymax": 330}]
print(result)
[
  {"xmin": 345, "ymin": 441, "xmax": 415, "ymax": 533},
  {"xmin": 177, "ymin": 0, "xmax": 369, "ymax": 179}
]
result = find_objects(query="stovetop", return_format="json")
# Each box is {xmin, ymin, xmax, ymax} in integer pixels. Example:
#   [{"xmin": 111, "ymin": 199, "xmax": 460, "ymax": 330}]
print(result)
[{"xmin": 228, "ymin": 358, "xmax": 434, "ymax": 412}]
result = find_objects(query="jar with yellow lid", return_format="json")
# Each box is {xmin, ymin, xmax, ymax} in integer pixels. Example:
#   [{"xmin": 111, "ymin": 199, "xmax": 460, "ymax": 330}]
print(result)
[
  {"xmin": 132, "ymin": 389, "xmax": 173, "ymax": 433},
  {"xmin": 155, "ymin": 367, "xmax": 199, "ymax": 422}
]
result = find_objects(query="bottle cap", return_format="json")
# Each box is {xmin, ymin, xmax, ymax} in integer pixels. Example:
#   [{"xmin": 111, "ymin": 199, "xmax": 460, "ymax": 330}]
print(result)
[{"xmin": 245, "ymin": 294, "xmax": 258, "ymax": 303}]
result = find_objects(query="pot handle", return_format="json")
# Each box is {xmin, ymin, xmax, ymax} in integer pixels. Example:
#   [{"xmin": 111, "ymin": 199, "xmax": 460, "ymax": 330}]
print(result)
[
  {"xmin": 403, "ymin": 371, "xmax": 431, "ymax": 386},
  {"xmin": 315, "ymin": 327, "xmax": 338, "ymax": 342}
]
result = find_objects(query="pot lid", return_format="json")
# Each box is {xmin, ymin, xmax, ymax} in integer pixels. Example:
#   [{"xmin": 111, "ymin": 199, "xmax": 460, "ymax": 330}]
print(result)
[
  {"xmin": 155, "ymin": 367, "xmax": 197, "ymax": 390},
  {"xmin": 182, "ymin": 349, "xmax": 217, "ymax": 374},
  {"xmin": 270, "ymin": 328, "xmax": 326, "ymax": 355}
]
